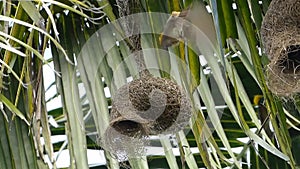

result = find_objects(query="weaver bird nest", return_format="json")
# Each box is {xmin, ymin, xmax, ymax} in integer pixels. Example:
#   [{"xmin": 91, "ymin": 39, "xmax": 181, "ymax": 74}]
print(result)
[
  {"xmin": 102, "ymin": 74, "xmax": 191, "ymax": 158},
  {"xmin": 111, "ymin": 74, "xmax": 191, "ymax": 135},
  {"xmin": 261, "ymin": 0, "xmax": 300, "ymax": 96}
]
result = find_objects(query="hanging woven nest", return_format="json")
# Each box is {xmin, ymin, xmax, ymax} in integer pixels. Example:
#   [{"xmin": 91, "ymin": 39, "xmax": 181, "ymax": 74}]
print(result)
[
  {"xmin": 109, "ymin": 74, "xmax": 192, "ymax": 136},
  {"xmin": 261, "ymin": 0, "xmax": 300, "ymax": 96},
  {"xmin": 101, "ymin": 74, "xmax": 191, "ymax": 158}
]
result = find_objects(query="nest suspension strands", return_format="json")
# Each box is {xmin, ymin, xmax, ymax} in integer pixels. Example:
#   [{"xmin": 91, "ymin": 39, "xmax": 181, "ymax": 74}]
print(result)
[{"xmin": 261, "ymin": 0, "xmax": 300, "ymax": 96}]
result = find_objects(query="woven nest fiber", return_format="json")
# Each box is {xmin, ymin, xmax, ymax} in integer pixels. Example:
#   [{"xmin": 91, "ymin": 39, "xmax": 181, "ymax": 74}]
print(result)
[
  {"xmin": 109, "ymin": 74, "xmax": 192, "ymax": 136},
  {"xmin": 261, "ymin": 0, "xmax": 300, "ymax": 96}
]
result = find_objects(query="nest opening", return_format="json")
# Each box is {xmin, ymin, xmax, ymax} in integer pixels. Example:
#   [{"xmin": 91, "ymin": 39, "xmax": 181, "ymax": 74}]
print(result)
[
  {"xmin": 111, "ymin": 120, "xmax": 144, "ymax": 136},
  {"xmin": 278, "ymin": 45, "xmax": 300, "ymax": 74}
]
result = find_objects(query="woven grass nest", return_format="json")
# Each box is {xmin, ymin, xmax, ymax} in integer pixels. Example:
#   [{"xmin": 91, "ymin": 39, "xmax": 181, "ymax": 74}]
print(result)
[
  {"xmin": 109, "ymin": 74, "xmax": 192, "ymax": 136},
  {"xmin": 102, "ymin": 74, "xmax": 191, "ymax": 158},
  {"xmin": 261, "ymin": 0, "xmax": 300, "ymax": 96}
]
